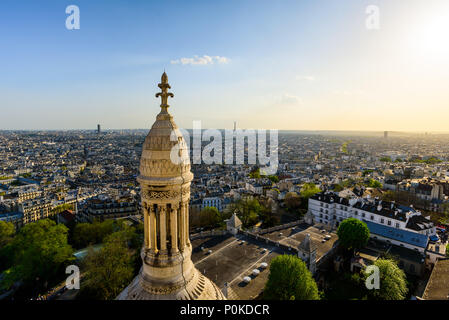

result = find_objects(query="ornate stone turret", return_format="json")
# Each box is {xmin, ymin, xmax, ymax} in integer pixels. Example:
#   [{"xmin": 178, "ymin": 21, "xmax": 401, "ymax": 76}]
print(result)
[{"xmin": 118, "ymin": 73, "xmax": 225, "ymax": 300}]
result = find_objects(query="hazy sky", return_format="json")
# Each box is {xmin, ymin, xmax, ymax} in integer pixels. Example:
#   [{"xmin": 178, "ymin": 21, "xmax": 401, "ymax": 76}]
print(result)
[{"xmin": 1, "ymin": 0, "xmax": 448, "ymax": 131}]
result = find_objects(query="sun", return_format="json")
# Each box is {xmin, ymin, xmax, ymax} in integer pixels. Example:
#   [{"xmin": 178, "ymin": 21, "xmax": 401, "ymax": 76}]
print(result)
[{"xmin": 407, "ymin": 6, "xmax": 449, "ymax": 62}]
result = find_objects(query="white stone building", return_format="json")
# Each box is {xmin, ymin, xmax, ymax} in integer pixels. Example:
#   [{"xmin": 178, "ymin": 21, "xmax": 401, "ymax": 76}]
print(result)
[{"xmin": 308, "ymin": 191, "xmax": 436, "ymax": 237}]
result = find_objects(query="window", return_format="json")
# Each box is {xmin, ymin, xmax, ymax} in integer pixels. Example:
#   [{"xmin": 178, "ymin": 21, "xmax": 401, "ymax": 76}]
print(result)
[
  {"xmin": 362, "ymin": 212, "xmax": 365, "ymax": 217},
  {"xmin": 395, "ymin": 223, "xmax": 399, "ymax": 228},
  {"xmin": 387, "ymin": 220, "xmax": 391, "ymax": 226},
  {"xmin": 381, "ymin": 218, "xmax": 384, "ymax": 224},
  {"xmin": 370, "ymin": 215, "xmax": 374, "ymax": 220}
]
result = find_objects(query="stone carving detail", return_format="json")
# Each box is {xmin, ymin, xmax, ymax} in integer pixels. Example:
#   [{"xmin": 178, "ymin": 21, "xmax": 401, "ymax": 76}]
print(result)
[
  {"xmin": 146, "ymin": 190, "xmax": 179, "ymax": 199},
  {"xmin": 143, "ymin": 136, "xmax": 185, "ymax": 151},
  {"xmin": 139, "ymin": 159, "xmax": 190, "ymax": 176},
  {"xmin": 140, "ymin": 270, "xmax": 195, "ymax": 295}
]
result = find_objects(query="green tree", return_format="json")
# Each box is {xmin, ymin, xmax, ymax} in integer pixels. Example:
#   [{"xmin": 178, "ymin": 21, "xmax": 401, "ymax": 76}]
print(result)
[
  {"xmin": 438, "ymin": 203, "xmax": 449, "ymax": 225},
  {"xmin": 300, "ymin": 183, "xmax": 321, "ymax": 199},
  {"xmin": 367, "ymin": 179, "xmax": 383, "ymax": 188},
  {"xmin": 79, "ymin": 230, "xmax": 135, "ymax": 300},
  {"xmin": 199, "ymin": 207, "xmax": 222, "ymax": 227},
  {"xmin": 249, "ymin": 167, "xmax": 261, "ymax": 179},
  {"xmin": 268, "ymin": 175, "xmax": 279, "ymax": 183},
  {"xmin": 230, "ymin": 197, "xmax": 262, "ymax": 228},
  {"xmin": 0, "ymin": 221, "xmax": 15, "ymax": 248},
  {"xmin": 333, "ymin": 184, "xmax": 344, "ymax": 192},
  {"xmin": 380, "ymin": 157, "xmax": 392, "ymax": 162},
  {"xmin": 71, "ymin": 219, "xmax": 119, "ymax": 249},
  {"xmin": 337, "ymin": 218, "xmax": 370, "ymax": 251},
  {"xmin": 425, "ymin": 157, "xmax": 442, "ymax": 164},
  {"xmin": 264, "ymin": 255, "xmax": 319, "ymax": 300},
  {"xmin": 341, "ymin": 179, "xmax": 357, "ymax": 188},
  {"xmin": 72, "ymin": 223, "xmax": 97, "ymax": 248},
  {"xmin": 0, "ymin": 219, "xmax": 74, "ymax": 291},
  {"xmin": 284, "ymin": 192, "xmax": 302, "ymax": 211},
  {"xmin": 341, "ymin": 142, "xmax": 349, "ymax": 154},
  {"xmin": 366, "ymin": 259, "xmax": 408, "ymax": 300}
]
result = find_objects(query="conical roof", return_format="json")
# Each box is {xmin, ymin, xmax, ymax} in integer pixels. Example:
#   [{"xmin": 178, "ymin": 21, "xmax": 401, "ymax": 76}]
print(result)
[
  {"xmin": 299, "ymin": 233, "xmax": 315, "ymax": 253},
  {"xmin": 227, "ymin": 212, "xmax": 243, "ymax": 228}
]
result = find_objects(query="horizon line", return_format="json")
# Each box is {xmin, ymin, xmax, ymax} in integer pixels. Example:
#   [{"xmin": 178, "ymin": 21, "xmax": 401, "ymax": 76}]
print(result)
[{"xmin": 1, "ymin": 129, "xmax": 449, "ymax": 134}]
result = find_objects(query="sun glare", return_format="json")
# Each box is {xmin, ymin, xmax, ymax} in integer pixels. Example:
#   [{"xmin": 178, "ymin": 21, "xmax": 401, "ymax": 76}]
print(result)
[{"xmin": 408, "ymin": 6, "xmax": 449, "ymax": 62}]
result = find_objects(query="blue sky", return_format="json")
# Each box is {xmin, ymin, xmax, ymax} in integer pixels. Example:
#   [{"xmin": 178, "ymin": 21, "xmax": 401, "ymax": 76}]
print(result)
[{"xmin": 1, "ymin": 0, "xmax": 448, "ymax": 131}]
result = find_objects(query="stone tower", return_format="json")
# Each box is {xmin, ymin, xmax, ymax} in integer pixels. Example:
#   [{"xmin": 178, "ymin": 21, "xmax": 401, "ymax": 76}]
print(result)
[
  {"xmin": 117, "ymin": 73, "xmax": 225, "ymax": 300},
  {"xmin": 298, "ymin": 234, "xmax": 317, "ymax": 275}
]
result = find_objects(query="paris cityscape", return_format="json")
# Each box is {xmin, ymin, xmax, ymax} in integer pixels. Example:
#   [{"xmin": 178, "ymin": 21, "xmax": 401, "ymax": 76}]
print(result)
[
  {"xmin": 1, "ymin": 0, "xmax": 449, "ymax": 313},
  {"xmin": 1, "ymin": 126, "xmax": 448, "ymax": 301}
]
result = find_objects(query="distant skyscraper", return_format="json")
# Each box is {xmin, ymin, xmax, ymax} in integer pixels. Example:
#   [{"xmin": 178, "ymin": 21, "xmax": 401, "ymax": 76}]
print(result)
[
  {"xmin": 97, "ymin": 124, "xmax": 101, "ymax": 134},
  {"xmin": 234, "ymin": 121, "xmax": 236, "ymax": 131},
  {"xmin": 384, "ymin": 131, "xmax": 388, "ymax": 139}
]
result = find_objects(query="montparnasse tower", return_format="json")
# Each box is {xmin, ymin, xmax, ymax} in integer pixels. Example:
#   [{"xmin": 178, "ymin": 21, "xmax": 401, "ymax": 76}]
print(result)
[{"xmin": 118, "ymin": 72, "xmax": 225, "ymax": 300}]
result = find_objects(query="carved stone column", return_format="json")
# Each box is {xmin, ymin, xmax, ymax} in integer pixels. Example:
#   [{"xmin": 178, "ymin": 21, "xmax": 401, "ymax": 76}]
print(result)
[
  {"xmin": 179, "ymin": 203, "xmax": 185, "ymax": 249},
  {"xmin": 184, "ymin": 203, "xmax": 190, "ymax": 245},
  {"xmin": 170, "ymin": 204, "xmax": 179, "ymax": 253},
  {"xmin": 159, "ymin": 205, "xmax": 167, "ymax": 251},
  {"xmin": 149, "ymin": 205, "xmax": 157, "ymax": 252},
  {"xmin": 143, "ymin": 203, "xmax": 149, "ymax": 248}
]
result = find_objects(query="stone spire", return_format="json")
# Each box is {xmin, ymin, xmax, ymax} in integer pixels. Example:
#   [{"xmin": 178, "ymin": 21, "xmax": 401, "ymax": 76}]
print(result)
[
  {"xmin": 299, "ymin": 233, "xmax": 312, "ymax": 252},
  {"xmin": 155, "ymin": 72, "xmax": 174, "ymax": 113},
  {"xmin": 117, "ymin": 73, "xmax": 225, "ymax": 300}
]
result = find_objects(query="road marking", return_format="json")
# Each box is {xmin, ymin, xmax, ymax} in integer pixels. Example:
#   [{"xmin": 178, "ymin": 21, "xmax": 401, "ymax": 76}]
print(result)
[
  {"xmin": 194, "ymin": 238, "xmax": 239, "ymax": 265},
  {"xmin": 229, "ymin": 249, "xmax": 272, "ymax": 285}
]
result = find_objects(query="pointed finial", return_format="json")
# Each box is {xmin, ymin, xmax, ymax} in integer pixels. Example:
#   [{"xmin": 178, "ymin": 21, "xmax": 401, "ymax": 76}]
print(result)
[{"xmin": 155, "ymin": 72, "xmax": 174, "ymax": 112}]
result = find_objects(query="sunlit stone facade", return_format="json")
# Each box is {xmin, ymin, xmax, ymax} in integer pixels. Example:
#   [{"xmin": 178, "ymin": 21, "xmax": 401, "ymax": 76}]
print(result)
[{"xmin": 117, "ymin": 73, "xmax": 225, "ymax": 300}]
